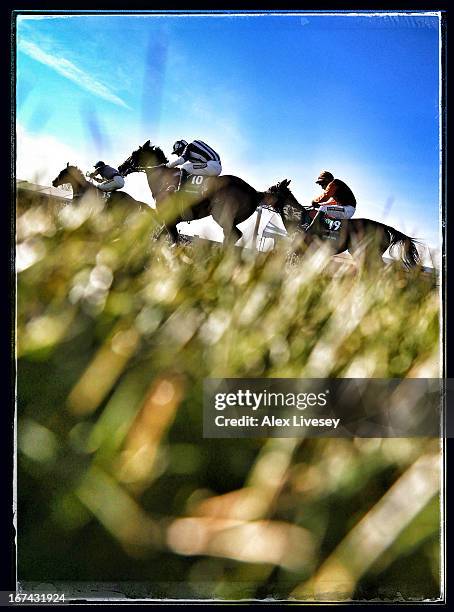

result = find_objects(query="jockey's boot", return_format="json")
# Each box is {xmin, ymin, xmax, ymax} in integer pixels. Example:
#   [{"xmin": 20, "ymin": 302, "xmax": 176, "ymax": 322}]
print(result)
[
  {"xmin": 304, "ymin": 209, "xmax": 327, "ymax": 235},
  {"xmin": 167, "ymin": 169, "xmax": 189, "ymax": 193},
  {"xmin": 177, "ymin": 168, "xmax": 189, "ymax": 191}
]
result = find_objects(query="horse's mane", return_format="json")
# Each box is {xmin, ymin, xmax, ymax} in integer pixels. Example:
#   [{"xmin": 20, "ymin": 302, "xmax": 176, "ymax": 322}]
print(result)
[
  {"xmin": 269, "ymin": 181, "xmax": 303, "ymax": 210},
  {"xmin": 66, "ymin": 165, "xmax": 86, "ymax": 181},
  {"xmin": 146, "ymin": 145, "xmax": 168, "ymax": 164}
]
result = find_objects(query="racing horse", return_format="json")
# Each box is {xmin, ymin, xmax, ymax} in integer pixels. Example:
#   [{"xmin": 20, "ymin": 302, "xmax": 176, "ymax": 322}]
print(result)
[
  {"xmin": 118, "ymin": 141, "xmax": 264, "ymax": 244},
  {"xmin": 262, "ymin": 179, "xmax": 421, "ymax": 268},
  {"xmin": 52, "ymin": 164, "xmax": 152, "ymax": 214}
]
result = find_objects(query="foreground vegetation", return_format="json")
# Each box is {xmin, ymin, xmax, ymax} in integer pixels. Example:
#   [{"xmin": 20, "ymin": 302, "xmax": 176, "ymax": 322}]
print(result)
[{"xmin": 16, "ymin": 195, "xmax": 441, "ymax": 601}]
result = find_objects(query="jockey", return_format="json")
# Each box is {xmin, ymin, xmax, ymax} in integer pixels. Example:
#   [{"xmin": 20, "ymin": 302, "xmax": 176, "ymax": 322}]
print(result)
[
  {"xmin": 305, "ymin": 170, "xmax": 356, "ymax": 233},
  {"xmin": 89, "ymin": 161, "xmax": 125, "ymax": 192},
  {"xmin": 165, "ymin": 140, "xmax": 222, "ymax": 192}
]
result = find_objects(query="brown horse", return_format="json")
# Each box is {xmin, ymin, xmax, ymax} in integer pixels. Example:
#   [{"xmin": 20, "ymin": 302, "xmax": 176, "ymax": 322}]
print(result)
[
  {"xmin": 52, "ymin": 164, "xmax": 152, "ymax": 214},
  {"xmin": 118, "ymin": 141, "xmax": 264, "ymax": 245},
  {"xmin": 262, "ymin": 179, "xmax": 421, "ymax": 268}
]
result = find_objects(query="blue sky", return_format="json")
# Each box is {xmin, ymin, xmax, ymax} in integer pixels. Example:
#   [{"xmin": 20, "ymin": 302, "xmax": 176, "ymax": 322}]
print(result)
[{"xmin": 16, "ymin": 12, "xmax": 441, "ymax": 256}]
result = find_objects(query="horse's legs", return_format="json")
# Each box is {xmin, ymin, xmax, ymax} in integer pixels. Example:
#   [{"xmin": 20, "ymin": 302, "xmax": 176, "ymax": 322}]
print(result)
[
  {"xmin": 210, "ymin": 194, "xmax": 243, "ymax": 246},
  {"xmin": 155, "ymin": 196, "xmax": 182, "ymax": 244},
  {"xmin": 165, "ymin": 222, "xmax": 181, "ymax": 244},
  {"xmin": 222, "ymin": 225, "xmax": 243, "ymax": 245}
]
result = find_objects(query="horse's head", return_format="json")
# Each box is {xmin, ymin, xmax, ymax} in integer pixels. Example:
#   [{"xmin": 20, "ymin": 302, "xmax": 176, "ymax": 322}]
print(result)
[
  {"xmin": 118, "ymin": 140, "xmax": 169, "ymax": 176},
  {"xmin": 262, "ymin": 179, "xmax": 294, "ymax": 213},
  {"xmin": 52, "ymin": 163, "xmax": 81, "ymax": 187}
]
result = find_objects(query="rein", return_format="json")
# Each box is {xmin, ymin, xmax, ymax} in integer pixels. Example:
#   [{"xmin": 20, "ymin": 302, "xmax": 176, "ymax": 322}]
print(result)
[
  {"xmin": 72, "ymin": 174, "xmax": 101, "ymax": 199},
  {"xmin": 126, "ymin": 164, "xmax": 166, "ymax": 174},
  {"xmin": 259, "ymin": 203, "xmax": 280, "ymax": 212},
  {"xmin": 261, "ymin": 193, "xmax": 312, "ymax": 215},
  {"xmin": 123, "ymin": 164, "xmax": 170, "ymax": 201}
]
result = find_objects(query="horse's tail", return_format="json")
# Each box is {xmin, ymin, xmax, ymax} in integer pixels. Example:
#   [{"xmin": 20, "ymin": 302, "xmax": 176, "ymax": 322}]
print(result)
[{"xmin": 385, "ymin": 224, "xmax": 421, "ymax": 269}]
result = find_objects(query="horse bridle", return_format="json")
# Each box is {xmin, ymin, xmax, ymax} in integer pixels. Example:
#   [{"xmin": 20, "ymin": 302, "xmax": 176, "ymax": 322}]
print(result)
[
  {"xmin": 122, "ymin": 162, "xmax": 165, "ymax": 176},
  {"xmin": 262, "ymin": 188, "xmax": 312, "ymax": 215}
]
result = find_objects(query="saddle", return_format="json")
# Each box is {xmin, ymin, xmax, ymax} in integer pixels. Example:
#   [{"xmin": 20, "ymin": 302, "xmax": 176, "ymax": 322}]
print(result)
[{"xmin": 307, "ymin": 209, "xmax": 339, "ymax": 222}]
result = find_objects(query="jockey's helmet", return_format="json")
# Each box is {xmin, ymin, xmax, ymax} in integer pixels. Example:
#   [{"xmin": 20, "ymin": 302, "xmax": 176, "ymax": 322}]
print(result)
[
  {"xmin": 172, "ymin": 140, "xmax": 188, "ymax": 156},
  {"xmin": 94, "ymin": 161, "xmax": 105, "ymax": 169},
  {"xmin": 316, "ymin": 170, "xmax": 334, "ymax": 185}
]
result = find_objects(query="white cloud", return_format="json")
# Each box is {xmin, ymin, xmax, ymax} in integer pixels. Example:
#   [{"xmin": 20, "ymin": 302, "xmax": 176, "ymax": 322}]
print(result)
[
  {"xmin": 16, "ymin": 124, "xmax": 89, "ymax": 186},
  {"xmin": 15, "ymin": 124, "xmax": 153, "ymax": 204},
  {"xmin": 18, "ymin": 39, "xmax": 131, "ymax": 109}
]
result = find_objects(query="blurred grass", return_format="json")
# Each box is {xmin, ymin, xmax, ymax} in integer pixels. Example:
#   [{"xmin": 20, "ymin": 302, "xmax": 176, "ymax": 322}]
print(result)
[{"xmin": 16, "ymin": 193, "xmax": 441, "ymax": 601}]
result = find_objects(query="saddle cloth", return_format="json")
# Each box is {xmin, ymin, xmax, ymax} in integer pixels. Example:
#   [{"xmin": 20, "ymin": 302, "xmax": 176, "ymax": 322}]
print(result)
[
  {"xmin": 180, "ymin": 173, "xmax": 209, "ymax": 195},
  {"xmin": 177, "ymin": 174, "xmax": 211, "ymax": 221}
]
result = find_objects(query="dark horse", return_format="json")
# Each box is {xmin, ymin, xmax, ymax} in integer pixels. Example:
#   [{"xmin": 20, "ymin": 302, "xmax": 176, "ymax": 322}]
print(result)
[
  {"xmin": 262, "ymin": 179, "xmax": 421, "ymax": 268},
  {"xmin": 118, "ymin": 141, "xmax": 263, "ymax": 244},
  {"xmin": 52, "ymin": 163, "xmax": 152, "ymax": 214}
]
